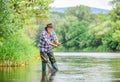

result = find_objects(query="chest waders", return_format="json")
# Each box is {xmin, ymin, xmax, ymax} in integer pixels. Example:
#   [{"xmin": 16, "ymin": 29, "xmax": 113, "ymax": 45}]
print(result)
[{"xmin": 40, "ymin": 52, "xmax": 58, "ymax": 74}]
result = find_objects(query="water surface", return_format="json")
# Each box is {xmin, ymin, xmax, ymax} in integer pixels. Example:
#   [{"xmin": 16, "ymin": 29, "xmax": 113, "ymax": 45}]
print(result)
[{"xmin": 0, "ymin": 52, "xmax": 120, "ymax": 82}]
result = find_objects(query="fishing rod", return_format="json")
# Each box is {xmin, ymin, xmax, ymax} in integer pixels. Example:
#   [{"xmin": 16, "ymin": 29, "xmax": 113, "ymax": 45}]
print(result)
[
  {"xmin": 52, "ymin": 32, "xmax": 82, "ymax": 49},
  {"xmin": 61, "ymin": 32, "xmax": 82, "ymax": 44},
  {"xmin": 51, "ymin": 32, "xmax": 82, "ymax": 50}
]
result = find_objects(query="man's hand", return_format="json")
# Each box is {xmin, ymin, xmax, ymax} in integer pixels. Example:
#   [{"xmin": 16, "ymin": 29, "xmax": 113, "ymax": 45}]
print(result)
[
  {"xmin": 56, "ymin": 42, "xmax": 61, "ymax": 46},
  {"xmin": 50, "ymin": 43, "xmax": 58, "ymax": 48},
  {"xmin": 55, "ymin": 40, "xmax": 61, "ymax": 46},
  {"xmin": 53, "ymin": 44, "xmax": 58, "ymax": 48}
]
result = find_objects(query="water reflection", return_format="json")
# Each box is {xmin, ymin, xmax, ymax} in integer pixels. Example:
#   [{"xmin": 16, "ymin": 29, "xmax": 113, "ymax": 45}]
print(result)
[
  {"xmin": 0, "ymin": 67, "xmax": 30, "ymax": 82},
  {"xmin": 41, "ymin": 71, "xmax": 56, "ymax": 82}
]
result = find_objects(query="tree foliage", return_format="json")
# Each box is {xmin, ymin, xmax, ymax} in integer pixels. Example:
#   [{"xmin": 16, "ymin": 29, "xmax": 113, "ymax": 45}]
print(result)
[
  {"xmin": 0, "ymin": 0, "xmax": 53, "ymax": 65},
  {"xmin": 52, "ymin": 2, "xmax": 120, "ymax": 52}
]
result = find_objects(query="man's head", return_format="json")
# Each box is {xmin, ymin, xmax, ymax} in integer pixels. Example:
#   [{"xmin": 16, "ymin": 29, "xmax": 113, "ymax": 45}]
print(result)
[{"xmin": 45, "ymin": 23, "xmax": 53, "ymax": 34}]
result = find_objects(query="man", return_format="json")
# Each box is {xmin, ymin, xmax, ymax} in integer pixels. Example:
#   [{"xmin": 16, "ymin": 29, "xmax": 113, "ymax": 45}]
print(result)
[{"xmin": 39, "ymin": 23, "xmax": 61, "ymax": 74}]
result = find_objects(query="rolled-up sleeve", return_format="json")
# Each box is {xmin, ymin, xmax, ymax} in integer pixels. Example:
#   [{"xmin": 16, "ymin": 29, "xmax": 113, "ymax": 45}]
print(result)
[{"xmin": 52, "ymin": 31, "xmax": 58, "ymax": 41}]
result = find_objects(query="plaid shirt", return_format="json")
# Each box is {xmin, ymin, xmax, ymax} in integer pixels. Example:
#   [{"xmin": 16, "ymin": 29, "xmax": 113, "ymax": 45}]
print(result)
[{"xmin": 39, "ymin": 30, "xmax": 58, "ymax": 53}]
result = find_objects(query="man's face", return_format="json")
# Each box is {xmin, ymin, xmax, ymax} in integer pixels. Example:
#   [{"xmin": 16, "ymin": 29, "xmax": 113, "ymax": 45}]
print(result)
[{"xmin": 47, "ymin": 27, "xmax": 53, "ymax": 34}]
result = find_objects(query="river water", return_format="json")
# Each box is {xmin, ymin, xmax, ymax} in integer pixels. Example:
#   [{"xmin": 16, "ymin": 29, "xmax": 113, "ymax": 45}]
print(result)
[{"xmin": 0, "ymin": 52, "xmax": 120, "ymax": 82}]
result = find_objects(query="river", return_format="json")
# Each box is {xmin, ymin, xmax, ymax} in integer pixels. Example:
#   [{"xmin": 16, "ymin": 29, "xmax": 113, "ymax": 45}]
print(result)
[{"xmin": 0, "ymin": 52, "xmax": 120, "ymax": 82}]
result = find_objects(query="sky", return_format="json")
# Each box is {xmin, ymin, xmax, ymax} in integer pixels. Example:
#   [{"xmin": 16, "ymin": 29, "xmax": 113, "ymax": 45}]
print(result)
[{"xmin": 50, "ymin": 0, "xmax": 113, "ymax": 10}]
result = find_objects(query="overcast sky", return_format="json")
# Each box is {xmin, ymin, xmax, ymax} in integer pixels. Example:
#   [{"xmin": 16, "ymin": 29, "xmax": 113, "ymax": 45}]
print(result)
[{"xmin": 50, "ymin": 0, "xmax": 113, "ymax": 10}]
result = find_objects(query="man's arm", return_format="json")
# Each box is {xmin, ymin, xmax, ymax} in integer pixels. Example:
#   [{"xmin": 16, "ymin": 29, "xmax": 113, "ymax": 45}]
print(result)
[
  {"xmin": 49, "ymin": 42, "xmax": 58, "ymax": 48},
  {"xmin": 53, "ymin": 31, "xmax": 61, "ymax": 46}
]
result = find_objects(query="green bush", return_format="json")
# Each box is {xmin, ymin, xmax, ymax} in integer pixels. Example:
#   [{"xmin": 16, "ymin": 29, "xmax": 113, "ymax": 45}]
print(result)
[{"xmin": 0, "ymin": 32, "xmax": 38, "ymax": 63}]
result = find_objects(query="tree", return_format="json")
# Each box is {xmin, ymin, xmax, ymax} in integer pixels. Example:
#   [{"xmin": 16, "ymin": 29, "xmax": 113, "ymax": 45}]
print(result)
[
  {"xmin": 0, "ymin": 0, "xmax": 54, "ymax": 66},
  {"xmin": 65, "ymin": 5, "xmax": 94, "ymax": 23}
]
